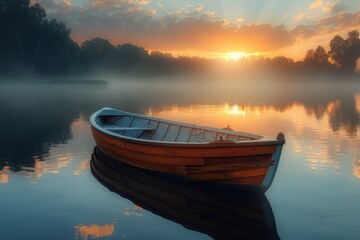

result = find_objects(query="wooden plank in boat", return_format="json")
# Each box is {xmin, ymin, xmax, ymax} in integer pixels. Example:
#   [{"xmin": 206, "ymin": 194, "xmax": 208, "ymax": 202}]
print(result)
[
  {"xmin": 104, "ymin": 126, "xmax": 157, "ymax": 131},
  {"xmin": 94, "ymin": 128, "xmax": 277, "ymax": 158},
  {"xmin": 95, "ymin": 137, "xmax": 205, "ymax": 166},
  {"xmin": 99, "ymin": 147, "xmax": 189, "ymax": 174}
]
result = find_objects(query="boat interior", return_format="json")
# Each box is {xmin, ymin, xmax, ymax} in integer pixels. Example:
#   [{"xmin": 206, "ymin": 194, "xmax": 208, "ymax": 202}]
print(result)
[{"xmin": 97, "ymin": 113, "xmax": 261, "ymax": 143}]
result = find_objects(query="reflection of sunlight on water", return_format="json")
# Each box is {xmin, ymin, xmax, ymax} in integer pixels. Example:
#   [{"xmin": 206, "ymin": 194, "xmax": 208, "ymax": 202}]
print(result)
[
  {"xmin": 353, "ymin": 149, "xmax": 360, "ymax": 178},
  {"xmin": 123, "ymin": 205, "xmax": 144, "ymax": 217},
  {"xmin": 74, "ymin": 224, "xmax": 115, "ymax": 240},
  {"xmin": 22, "ymin": 154, "xmax": 75, "ymax": 183},
  {"xmin": 73, "ymin": 159, "xmax": 90, "ymax": 176},
  {"xmin": 0, "ymin": 166, "xmax": 11, "ymax": 184},
  {"xmin": 356, "ymin": 93, "xmax": 360, "ymax": 112},
  {"xmin": 148, "ymin": 102, "xmax": 360, "ymax": 177}
]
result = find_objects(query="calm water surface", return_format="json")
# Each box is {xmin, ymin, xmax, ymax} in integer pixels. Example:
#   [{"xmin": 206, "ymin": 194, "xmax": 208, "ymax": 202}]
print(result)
[{"xmin": 0, "ymin": 76, "xmax": 360, "ymax": 240}]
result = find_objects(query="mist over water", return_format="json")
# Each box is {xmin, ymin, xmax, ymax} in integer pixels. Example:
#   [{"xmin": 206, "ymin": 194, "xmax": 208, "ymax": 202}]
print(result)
[{"xmin": 0, "ymin": 73, "xmax": 359, "ymax": 240}]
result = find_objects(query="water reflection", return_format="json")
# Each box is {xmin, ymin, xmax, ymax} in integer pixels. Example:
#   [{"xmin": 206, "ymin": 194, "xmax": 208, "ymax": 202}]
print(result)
[
  {"xmin": 0, "ymin": 166, "xmax": 11, "ymax": 184},
  {"xmin": 0, "ymin": 81, "xmax": 359, "ymax": 185},
  {"xmin": 123, "ymin": 205, "xmax": 144, "ymax": 217},
  {"xmin": 0, "ymin": 85, "xmax": 79, "ymax": 172},
  {"xmin": 328, "ymin": 97, "xmax": 360, "ymax": 137},
  {"xmin": 74, "ymin": 224, "xmax": 115, "ymax": 240},
  {"xmin": 0, "ymin": 118, "xmax": 93, "ymax": 184},
  {"xmin": 91, "ymin": 147, "xmax": 280, "ymax": 240},
  {"xmin": 147, "ymin": 101, "xmax": 360, "ymax": 176},
  {"xmin": 0, "ymin": 80, "xmax": 359, "ymax": 239},
  {"xmin": 73, "ymin": 159, "xmax": 91, "ymax": 176},
  {"xmin": 353, "ymin": 150, "xmax": 360, "ymax": 178}
]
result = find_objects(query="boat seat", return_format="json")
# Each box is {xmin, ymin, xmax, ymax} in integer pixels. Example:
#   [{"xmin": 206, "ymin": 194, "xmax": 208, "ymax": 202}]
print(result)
[{"xmin": 104, "ymin": 126, "xmax": 157, "ymax": 132}]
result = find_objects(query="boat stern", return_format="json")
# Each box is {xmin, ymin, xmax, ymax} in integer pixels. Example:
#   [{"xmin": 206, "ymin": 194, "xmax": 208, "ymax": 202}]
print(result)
[{"xmin": 261, "ymin": 133, "xmax": 285, "ymax": 190}]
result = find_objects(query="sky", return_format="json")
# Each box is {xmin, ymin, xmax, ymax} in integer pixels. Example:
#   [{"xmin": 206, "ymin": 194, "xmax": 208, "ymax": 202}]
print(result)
[{"xmin": 34, "ymin": 0, "xmax": 360, "ymax": 60}]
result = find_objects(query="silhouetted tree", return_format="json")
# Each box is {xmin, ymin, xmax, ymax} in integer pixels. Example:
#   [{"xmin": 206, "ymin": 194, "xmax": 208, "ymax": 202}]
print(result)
[
  {"xmin": 307, "ymin": 46, "xmax": 328, "ymax": 64},
  {"xmin": 0, "ymin": 0, "xmax": 45, "ymax": 74},
  {"xmin": 81, "ymin": 38, "xmax": 116, "ymax": 70},
  {"xmin": 314, "ymin": 46, "xmax": 329, "ymax": 64},
  {"xmin": 303, "ymin": 45, "xmax": 333, "ymax": 71},
  {"xmin": 329, "ymin": 30, "xmax": 360, "ymax": 72},
  {"xmin": 115, "ymin": 44, "xmax": 148, "ymax": 72},
  {"xmin": 36, "ymin": 19, "xmax": 80, "ymax": 75},
  {"xmin": 0, "ymin": 0, "xmax": 79, "ymax": 76}
]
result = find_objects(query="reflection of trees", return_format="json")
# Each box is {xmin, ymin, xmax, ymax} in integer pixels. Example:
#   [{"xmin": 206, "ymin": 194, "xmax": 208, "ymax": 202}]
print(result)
[
  {"xmin": 302, "ymin": 95, "xmax": 360, "ymax": 136},
  {"xmin": 328, "ymin": 97, "xmax": 360, "ymax": 137},
  {"xmin": 0, "ymin": 79, "xmax": 359, "ymax": 173},
  {"xmin": 0, "ymin": 88, "xmax": 78, "ymax": 171}
]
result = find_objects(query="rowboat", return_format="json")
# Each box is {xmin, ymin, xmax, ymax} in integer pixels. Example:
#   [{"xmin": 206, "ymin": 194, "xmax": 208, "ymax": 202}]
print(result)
[
  {"xmin": 91, "ymin": 146, "xmax": 280, "ymax": 240},
  {"xmin": 90, "ymin": 107, "xmax": 285, "ymax": 190}
]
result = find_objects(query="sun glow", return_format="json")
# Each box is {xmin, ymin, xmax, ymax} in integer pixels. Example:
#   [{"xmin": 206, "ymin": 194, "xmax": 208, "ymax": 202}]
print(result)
[
  {"xmin": 226, "ymin": 104, "xmax": 246, "ymax": 116},
  {"xmin": 225, "ymin": 52, "xmax": 247, "ymax": 61},
  {"xmin": 222, "ymin": 52, "xmax": 265, "ymax": 61}
]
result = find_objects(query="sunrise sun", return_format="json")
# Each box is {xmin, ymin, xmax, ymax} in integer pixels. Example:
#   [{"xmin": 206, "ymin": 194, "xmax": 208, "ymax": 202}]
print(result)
[{"xmin": 225, "ymin": 52, "xmax": 247, "ymax": 61}]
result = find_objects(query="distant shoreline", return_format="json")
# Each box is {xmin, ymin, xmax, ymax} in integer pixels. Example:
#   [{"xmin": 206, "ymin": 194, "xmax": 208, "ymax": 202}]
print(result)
[
  {"xmin": 0, "ymin": 78, "xmax": 108, "ymax": 86},
  {"xmin": 34, "ymin": 79, "xmax": 108, "ymax": 85}
]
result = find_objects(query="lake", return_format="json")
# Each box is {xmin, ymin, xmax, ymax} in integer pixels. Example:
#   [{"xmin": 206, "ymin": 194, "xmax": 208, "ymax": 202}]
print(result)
[{"xmin": 0, "ymin": 75, "xmax": 360, "ymax": 240}]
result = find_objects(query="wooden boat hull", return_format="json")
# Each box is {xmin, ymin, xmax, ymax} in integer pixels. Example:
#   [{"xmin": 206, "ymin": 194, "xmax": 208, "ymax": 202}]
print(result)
[
  {"xmin": 90, "ymin": 108, "xmax": 285, "ymax": 190},
  {"xmin": 91, "ymin": 147, "xmax": 280, "ymax": 240}
]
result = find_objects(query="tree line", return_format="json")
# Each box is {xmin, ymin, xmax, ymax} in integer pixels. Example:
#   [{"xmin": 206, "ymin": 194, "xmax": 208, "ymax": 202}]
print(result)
[{"xmin": 0, "ymin": 0, "xmax": 359, "ymax": 79}]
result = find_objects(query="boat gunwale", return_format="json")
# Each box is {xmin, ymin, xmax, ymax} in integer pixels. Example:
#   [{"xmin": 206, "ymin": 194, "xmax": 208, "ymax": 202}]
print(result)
[{"xmin": 90, "ymin": 107, "xmax": 285, "ymax": 148}]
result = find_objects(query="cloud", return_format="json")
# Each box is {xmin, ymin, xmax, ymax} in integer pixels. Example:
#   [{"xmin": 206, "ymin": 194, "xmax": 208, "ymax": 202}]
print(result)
[
  {"xmin": 317, "ymin": 12, "xmax": 360, "ymax": 29},
  {"xmin": 203, "ymin": 11, "xmax": 216, "ymax": 18},
  {"xmin": 147, "ymin": 9, "xmax": 156, "ymax": 16},
  {"xmin": 35, "ymin": 0, "xmax": 72, "ymax": 11},
  {"xmin": 136, "ymin": 0, "xmax": 150, "ymax": 6},
  {"xmin": 295, "ymin": 13, "xmax": 305, "ymax": 20},
  {"xmin": 323, "ymin": 2, "xmax": 347, "ymax": 15},
  {"xmin": 38, "ymin": 0, "xmax": 295, "ymax": 53},
  {"xmin": 91, "ymin": 0, "xmax": 134, "ymax": 9},
  {"xmin": 291, "ymin": 11, "xmax": 360, "ymax": 39},
  {"xmin": 236, "ymin": 18, "xmax": 245, "ymax": 24},
  {"xmin": 64, "ymin": 0, "xmax": 71, "ymax": 8},
  {"xmin": 308, "ymin": 0, "xmax": 323, "ymax": 10},
  {"xmin": 291, "ymin": 25, "xmax": 319, "ymax": 39},
  {"xmin": 195, "ymin": 4, "xmax": 205, "ymax": 13},
  {"xmin": 34, "ymin": 0, "xmax": 359, "ymax": 55}
]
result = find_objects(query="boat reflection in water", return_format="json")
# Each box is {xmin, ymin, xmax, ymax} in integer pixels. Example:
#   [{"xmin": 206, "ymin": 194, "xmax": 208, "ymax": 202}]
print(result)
[{"xmin": 91, "ymin": 147, "xmax": 280, "ymax": 240}]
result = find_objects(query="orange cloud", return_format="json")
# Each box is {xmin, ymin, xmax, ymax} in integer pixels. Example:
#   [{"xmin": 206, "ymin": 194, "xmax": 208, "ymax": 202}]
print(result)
[
  {"xmin": 291, "ymin": 12, "xmax": 360, "ymax": 39},
  {"xmin": 295, "ymin": 13, "xmax": 305, "ymax": 20},
  {"xmin": 65, "ymin": 9, "xmax": 295, "ymax": 53},
  {"xmin": 147, "ymin": 9, "xmax": 156, "ymax": 16},
  {"xmin": 92, "ymin": 0, "xmax": 134, "ymax": 8},
  {"xmin": 308, "ymin": 0, "xmax": 323, "ymax": 10},
  {"xmin": 38, "ymin": 0, "xmax": 360, "ymax": 58},
  {"xmin": 136, "ymin": 0, "xmax": 150, "ymax": 6},
  {"xmin": 195, "ymin": 4, "xmax": 205, "ymax": 13},
  {"xmin": 323, "ymin": 2, "xmax": 347, "ymax": 14}
]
